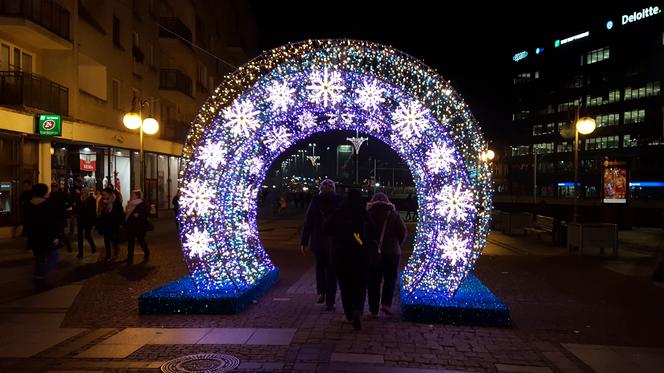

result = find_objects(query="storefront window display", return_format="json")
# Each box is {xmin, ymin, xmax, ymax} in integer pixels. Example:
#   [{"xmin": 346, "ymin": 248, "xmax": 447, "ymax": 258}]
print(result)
[
  {"xmin": 110, "ymin": 148, "xmax": 131, "ymax": 206},
  {"xmin": 158, "ymin": 155, "xmax": 168, "ymax": 209},
  {"xmin": 51, "ymin": 143, "xmax": 108, "ymax": 194},
  {"xmin": 168, "ymin": 156, "xmax": 180, "ymax": 209}
]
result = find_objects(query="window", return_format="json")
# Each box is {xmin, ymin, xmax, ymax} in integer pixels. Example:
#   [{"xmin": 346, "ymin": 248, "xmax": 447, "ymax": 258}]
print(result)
[
  {"xmin": 586, "ymin": 47, "xmax": 610, "ymax": 65},
  {"xmin": 623, "ymin": 134, "xmax": 637, "ymax": 148},
  {"xmin": 533, "ymin": 142, "xmax": 554, "ymax": 154},
  {"xmin": 585, "ymin": 136, "xmax": 619, "ymax": 150},
  {"xmin": 624, "ymin": 109, "xmax": 645, "ymax": 124},
  {"xmin": 586, "ymin": 95, "xmax": 604, "ymax": 106},
  {"xmin": 533, "ymin": 123, "xmax": 556, "ymax": 136},
  {"xmin": 510, "ymin": 145, "xmax": 530, "ymax": 157},
  {"xmin": 513, "ymin": 72, "xmax": 531, "ymax": 85},
  {"xmin": 625, "ymin": 81, "xmax": 661, "ymax": 101},
  {"xmin": 596, "ymin": 113, "xmax": 619, "ymax": 128},
  {"xmin": 558, "ymin": 98, "xmax": 580, "ymax": 112},
  {"xmin": 512, "ymin": 110, "xmax": 530, "ymax": 121},
  {"xmin": 608, "ymin": 89, "xmax": 620, "ymax": 103},
  {"xmin": 113, "ymin": 16, "xmax": 121, "ymax": 48},
  {"xmin": 557, "ymin": 141, "xmax": 572, "ymax": 153},
  {"xmin": 112, "ymin": 79, "xmax": 120, "ymax": 110},
  {"xmin": 0, "ymin": 44, "xmax": 9, "ymax": 70}
]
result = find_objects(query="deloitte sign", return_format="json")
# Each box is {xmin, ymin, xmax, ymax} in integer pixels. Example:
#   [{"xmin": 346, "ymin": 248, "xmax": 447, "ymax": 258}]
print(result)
[{"xmin": 621, "ymin": 5, "xmax": 661, "ymax": 25}]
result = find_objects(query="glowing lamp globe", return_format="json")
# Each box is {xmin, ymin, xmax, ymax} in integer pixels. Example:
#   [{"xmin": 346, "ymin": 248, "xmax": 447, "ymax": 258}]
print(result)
[
  {"xmin": 576, "ymin": 117, "xmax": 596, "ymax": 135},
  {"xmin": 485, "ymin": 149, "xmax": 495, "ymax": 161},
  {"xmin": 123, "ymin": 112, "xmax": 141, "ymax": 130},
  {"xmin": 142, "ymin": 117, "xmax": 159, "ymax": 134}
]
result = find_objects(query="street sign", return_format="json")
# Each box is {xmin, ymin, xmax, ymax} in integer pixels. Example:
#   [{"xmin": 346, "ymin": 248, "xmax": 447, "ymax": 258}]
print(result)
[{"xmin": 36, "ymin": 114, "xmax": 62, "ymax": 136}]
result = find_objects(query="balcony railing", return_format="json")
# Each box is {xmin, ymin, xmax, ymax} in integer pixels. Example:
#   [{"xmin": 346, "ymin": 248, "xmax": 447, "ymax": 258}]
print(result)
[
  {"xmin": 160, "ymin": 69, "xmax": 192, "ymax": 97},
  {"xmin": 159, "ymin": 17, "xmax": 192, "ymax": 47},
  {"xmin": 0, "ymin": 0, "xmax": 70, "ymax": 40},
  {"xmin": 0, "ymin": 69, "xmax": 68, "ymax": 115}
]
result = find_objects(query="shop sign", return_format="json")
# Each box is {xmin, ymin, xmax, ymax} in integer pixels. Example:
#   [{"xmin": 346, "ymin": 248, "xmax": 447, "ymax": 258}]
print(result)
[
  {"xmin": 603, "ymin": 162, "xmax": 628, "ymax": 204},
  {"xmin": 79, "ymin": 153, "xmax": 97, "ymax": 172},
  {"xmin": 36, "ymin": 114, "xmax": 62, "ymax": 136}
]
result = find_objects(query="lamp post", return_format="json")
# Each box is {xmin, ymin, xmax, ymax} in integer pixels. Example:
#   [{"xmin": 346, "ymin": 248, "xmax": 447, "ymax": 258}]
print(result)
[
  {"xmin": 573, "ymin": 112, "xmax": 596, "ymax": 223},
  {"xmin": 123, "ymin": 97, "xmax": 159, "ymax": 192}
]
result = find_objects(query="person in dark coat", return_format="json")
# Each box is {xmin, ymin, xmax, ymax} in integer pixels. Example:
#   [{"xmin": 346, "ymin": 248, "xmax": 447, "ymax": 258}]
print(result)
[
  {"xmin": 324, "ymin": 189, "xmax": 377, "ymax": 330},
  {"xmin": 124, "ymin": 190, "xmax": 151, "ymax": 263},
  {"xmin": 50, "ymin": 182, "xmax": 72, "ymax": 252},
  {"xmin": 366, "ymin": 192, "xmax": 407, "ymax": 316},
  {"xmin": 25, "ymin": 183, "xmax": 59, "ymax": 289},
  {"xmin": 97, "ymin": 187, "xmax": 123, "ymax": 260},
  {"xmin": 172, "ymin": 191, "xmax": 181, "ymax": 229},
  {"xmin": 300, "ymin": 179, "xmax": 342, "ymax": 309},
  {"xmin": 73, "ymin": 187, "xmax": 97, "ymax": 258}
]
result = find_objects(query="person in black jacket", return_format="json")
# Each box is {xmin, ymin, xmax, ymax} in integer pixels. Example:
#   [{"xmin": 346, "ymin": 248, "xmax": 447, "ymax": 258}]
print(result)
[
  {"xmin": 300, "ymin": 179, "xmax": 342, "ymax": 309},
  {"xmin": 50, "ymin": 182, "xmax": 72, "ymax": 252},
  {"xmin": 124, "ymin": 190, "xmax": 151, "ymax": 263},
  {"xmin": 25, "ymin": 184, "xmax": 59, "ymax": 290},
  {"xmin": 74, "ymin": 187, "xmax": 97, "ymax": 258},
  {"xmin": 97, "ymin": 187, "xmax": 123, "ymax": 260},
  {"xmin": 366, "ymin": 192, "xmax": 407, "ymax": 316},
  {"xmin": 324, "ymin": 189, "xmax": 377, "ymax": 330}
]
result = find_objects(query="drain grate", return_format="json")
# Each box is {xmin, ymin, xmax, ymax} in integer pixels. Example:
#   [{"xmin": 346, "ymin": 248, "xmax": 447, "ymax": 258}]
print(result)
[{"xmin": 161, "ymin": 353, "xmax": 240, "ymax": 372}]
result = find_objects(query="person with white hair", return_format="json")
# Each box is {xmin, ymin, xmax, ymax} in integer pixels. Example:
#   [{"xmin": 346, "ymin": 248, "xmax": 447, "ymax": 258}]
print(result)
[{"xmin": 300, "ymin": 179, "xmax": 342, "ymax": 309}]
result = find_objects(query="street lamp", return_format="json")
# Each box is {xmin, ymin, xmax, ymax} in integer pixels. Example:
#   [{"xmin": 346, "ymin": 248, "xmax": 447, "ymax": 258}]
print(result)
[
  {"xmin": 123, "ymin": 97, "xmax": 159, "ymax": 192},
  {"xmin": 573, "ymin": 114, "xmax": 596, "ymax": 222}
]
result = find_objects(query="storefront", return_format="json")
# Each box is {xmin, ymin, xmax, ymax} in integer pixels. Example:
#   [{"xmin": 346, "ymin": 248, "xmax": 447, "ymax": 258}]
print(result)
[{"xmin": 0, "ymin": 130, "xmax": 40, "ymax": 228}]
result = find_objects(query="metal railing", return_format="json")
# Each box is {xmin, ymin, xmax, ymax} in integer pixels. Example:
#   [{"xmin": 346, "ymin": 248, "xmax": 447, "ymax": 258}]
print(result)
[
  {"xmin": 0, "ymin": 0, "xmax": 70, "ymax": 40},
  {"xmin": 0, "ymin": 69, "xmax": 68, "ymax": 115},
  {"xmin": 159, "ymin": 69, "xmax": 192, "ymax": 97}
]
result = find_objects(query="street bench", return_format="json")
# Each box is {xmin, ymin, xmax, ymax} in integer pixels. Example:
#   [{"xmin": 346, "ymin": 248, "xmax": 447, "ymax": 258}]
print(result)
[{"xmin": 525, "ymin": 215, "xmax": 555, "ymax": 239}]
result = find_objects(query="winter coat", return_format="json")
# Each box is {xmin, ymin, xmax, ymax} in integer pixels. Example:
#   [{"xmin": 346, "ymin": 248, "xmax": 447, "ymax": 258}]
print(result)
[
  {"xmin": 97, "ymin": 199, "xmax": 123, "ymax": 235},
  {"xmin": 24, "ymin": 197, "xmax": 58, "ymax": 256},
  {"xmin": 74, "ymin": 195, "xmax": 97, "ymax": 225},
  {"xmin": 323, "ymin": 203, "xmax": 378, "ymax": 259},
  {"xmin": 367, "ymin": 201, "xmax": 408, "ymax": 256},
  {"xmin": 300, "ymin": 193, "xmax": 342, "ymax": 252},
  {"xmin": 125, "ymin": 201, "xmax": 150, "ymax": 234}
]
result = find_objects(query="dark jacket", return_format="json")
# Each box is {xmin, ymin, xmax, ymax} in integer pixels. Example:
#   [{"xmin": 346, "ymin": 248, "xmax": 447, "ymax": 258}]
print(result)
[
  {"xmin": 25, "ymin": 197, "xmax": 58, "ymax": 256},
  {"xmin": 97, "ymin": 199, "xmax": 123, "ymax": 235},
  {"xmin": 74, "ymin": 195, "xmax": 97, "ymax": 225},
  {"xmin": 367, "ymin": 201, "xmax": 407, "ymax": 255},
  {"xmin": 126, "ymin": 201, "xmax": 149, "ymax": 234},
  {"xmin": 301, "ymin": 193, "xmax": 342, "ymax": 251},
  {"xmin": 323, "ymin": 202, "xmax": 377, "ymax": 258}
]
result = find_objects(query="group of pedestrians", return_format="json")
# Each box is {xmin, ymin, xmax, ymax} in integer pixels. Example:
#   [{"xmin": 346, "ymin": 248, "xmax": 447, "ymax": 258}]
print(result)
[
  {"xmin": 300, "ymin": 179, "xmax": 407, "ymax": 330},
  {"xmin": 22, "ymin": 182, "xmax": 153, "ymax": 289}
]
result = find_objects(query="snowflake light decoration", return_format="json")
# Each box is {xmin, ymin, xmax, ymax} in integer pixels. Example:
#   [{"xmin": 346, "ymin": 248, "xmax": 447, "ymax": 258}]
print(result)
[
  {"xmin": 267, "ymin": 81, "xmax": 295, "ymax": 112},
  {"xmin": 222, "ymin": 99, "xmax": 260, "ymax": 138},
  {"xmin": 356, "ymin": 79, "xmax": 385, "ymax": 111},
  {"xmin": 306, "ymin": 67, "xmax": 345, "ymax": 107},
  {"xmin": 179, "ymin": 40, "xmax": 492, "ymax": 302},
  {"xmin": 183, "ymin": 227, "xmax": 214, "ymax": 259}
]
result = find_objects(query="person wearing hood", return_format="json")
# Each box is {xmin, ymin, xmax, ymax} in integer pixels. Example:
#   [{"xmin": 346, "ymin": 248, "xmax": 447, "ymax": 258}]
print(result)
[
  {"xmin": 24, "ymin": 183, "xmax": 59, "ymax": 289},
  {"xmin": 367, "ymin": 192, "xmax": 407, "ymax": 316},
  {"xmin": 97, "ymin": 187, "xmax": 123, "ymax": 260},
  {"xmin": 124, "ymin": 190, "xmax": 151, "ymax": 263},
  {"xmin": 324, "ymin": 189, "xmax": 377, "ymax": 330},
  {"xmin": 300, "ymin": 179, "xmax": 342, "ymax": 309}
]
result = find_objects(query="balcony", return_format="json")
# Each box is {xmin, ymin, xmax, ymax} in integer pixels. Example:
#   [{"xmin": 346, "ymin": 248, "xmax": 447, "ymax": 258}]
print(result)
[
  {"xmin": 0, "ymin": 0, "xmax": 71, "ymax": 50},
  {"xmin": 159, "ymin": 17, "xmax": 192, "ymax": 47},
  {"xmin": 160, "ymin": 69, "xmax": 192, "ymax": 98},
  {"xmin": 0, "ymin": 68, "xmax": 68, "ymax": 115}
]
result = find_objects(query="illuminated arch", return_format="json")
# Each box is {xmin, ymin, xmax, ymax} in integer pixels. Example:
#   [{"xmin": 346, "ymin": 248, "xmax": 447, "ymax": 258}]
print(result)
[{"xmin": 178, "ymin": 39, "xmax": 492, "ymax": 300}]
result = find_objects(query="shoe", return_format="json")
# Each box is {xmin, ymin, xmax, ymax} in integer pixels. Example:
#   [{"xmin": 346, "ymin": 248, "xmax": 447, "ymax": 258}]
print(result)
[
  {"xmin": 380, "ymin": 305, "xmax": 392, "ymax": 316},
  {"xmin": 325, "ymin": 304, "xmax": 336, "ymax": 311},
  {"xmin": 316, "ymin": 294, "xmax": 325, "ymax": 304}
]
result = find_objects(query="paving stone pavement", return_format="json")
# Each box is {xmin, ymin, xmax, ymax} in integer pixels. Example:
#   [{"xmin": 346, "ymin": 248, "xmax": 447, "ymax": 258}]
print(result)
[{"xmin": 0, "ymin": 213, "xmax": 663, "ymax": 372}]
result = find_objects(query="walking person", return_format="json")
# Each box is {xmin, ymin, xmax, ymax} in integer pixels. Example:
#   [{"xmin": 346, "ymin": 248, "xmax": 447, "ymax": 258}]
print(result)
[
  {"xmin": 324, "ymin": 189, "xmax": 377, "ymax": 330},
  {"xmin": 172, "ymin": 191, "xmax": 181, "ymax": 230},
  {"xmin": 25, "ymin": 184, "xmax": 59, "ymax": 290},
  {"xmin": 124, "ymin": 190, "xmax": 152, "ymax": 263},
  {"xmin": 97, "ymin": 187, "xmax": 123, "ymax": 260},
  {"xmin": 366, "ymin": 193, "xmax": 407, "ymax": 316},
  {"xmin": 74, "ymin": 187, "xmax": 97, "ymax": 258},
  {"xmin": 300, "ymin": 179, "xmax": 342, "ymax": 310},
  {"xmin": 50, "ymin": 182, "xmax": 73, "ymax": 252}
]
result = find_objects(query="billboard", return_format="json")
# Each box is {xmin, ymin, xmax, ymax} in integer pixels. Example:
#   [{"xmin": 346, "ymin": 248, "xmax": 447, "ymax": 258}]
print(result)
[
  {"xmin": 36, "ymin": 114, "xmax": 62, "ymax": 136},
  {"xmin": 603, "ymin": 163, "xmax": 628, "ymax": 204}
]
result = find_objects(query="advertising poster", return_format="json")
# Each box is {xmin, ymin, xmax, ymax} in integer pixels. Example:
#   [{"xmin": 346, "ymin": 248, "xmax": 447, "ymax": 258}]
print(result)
[
  {"xmin": 603, "ymin": 164, "xmax": 627, "ymax": 204},
  {"xmin": 80, "ymin": 153, "xmax": 97, "ymax": 172}
]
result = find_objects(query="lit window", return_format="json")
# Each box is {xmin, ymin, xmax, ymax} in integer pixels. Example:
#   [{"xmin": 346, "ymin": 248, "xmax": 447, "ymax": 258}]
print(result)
[{"xmin": 586, "ymin": 47, "xmax": 610, "ymax": 65}]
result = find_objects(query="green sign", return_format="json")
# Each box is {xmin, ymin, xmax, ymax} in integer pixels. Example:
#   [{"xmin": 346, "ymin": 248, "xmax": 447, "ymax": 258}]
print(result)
[{"xmin": 37, "ymin": 114, "xmax": 62, "ymax": 136}]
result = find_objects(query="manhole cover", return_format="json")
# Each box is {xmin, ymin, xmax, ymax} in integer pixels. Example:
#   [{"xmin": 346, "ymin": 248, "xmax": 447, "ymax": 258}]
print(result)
[{"xmin": 161, "ymin": 353, "xmax": 240, "ymax": 372}]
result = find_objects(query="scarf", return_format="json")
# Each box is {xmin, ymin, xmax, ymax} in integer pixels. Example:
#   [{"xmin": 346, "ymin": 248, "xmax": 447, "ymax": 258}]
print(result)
[{"xmin": 125, "ymin": 198, "xmax": 143, "ymax": 220}]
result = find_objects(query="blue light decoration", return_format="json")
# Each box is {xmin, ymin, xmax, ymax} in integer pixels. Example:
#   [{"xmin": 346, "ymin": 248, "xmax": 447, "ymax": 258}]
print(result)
[
  {"xmin": 166, "ymin": 39, "xmax": 494, "ymax": 316},
  {"xmin": 606, "ymin": 20, "xmax": 614, "ymax": 30}
]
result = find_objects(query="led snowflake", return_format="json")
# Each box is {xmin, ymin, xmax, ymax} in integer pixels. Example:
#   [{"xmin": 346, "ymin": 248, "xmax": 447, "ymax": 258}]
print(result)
[
  {"xmin": 306, "ymin": 67, "xmax": 345, "ymax": 107},
  {"xmin": 356, "ymin": 80, "xmax": 385, "ymax": 111},
  {"xmin": 199, "ymin": 141, "xmax": 226, "ymax": 169},
  {"xmin": 222, "ymin": 99, "xmax": 261, "ymax": 138},
  {"xmin": 183, "ymin": 227, "xmax": 214, "ymax": 259},
  {"xmin": 391, "ymin": 101, "xmax": 430, "ymax": 139},
  {"xmin": 426, "ymin": 143, "xmax": 454, "ymax": 174},
  {"xmin": 438, "ymin": 233, "xmax": 471, "ymax": 265},
  {"xmin": 180, "ymin": 179, "xmax": 215, "ymax": 216},
  {"xmin": 267, "ymin": 81, "xmax": 295, "ymax": 112},
  {"xmin": 364, "ymin": 118, "xmax": 382, "ymax": 132},
  {"xmin": 264, "ymin": 126, "xmax": 291, "ymax": 152},
  {"xmin": 326, "ymin": 111, "xmax": 355, "ymax": 127},
  {"xmin": 297, "ymin": 111, "xmax": 317, "ymax": 130},
  {"xmin": 431, "ymin": 184, "xmax": 475, "ymax": 222},
  {"xmin": 246, "ymin": 157, "xmax": 264, "ymax": 176}
]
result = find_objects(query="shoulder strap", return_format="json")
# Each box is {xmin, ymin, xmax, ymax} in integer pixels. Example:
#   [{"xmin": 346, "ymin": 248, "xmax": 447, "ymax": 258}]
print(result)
[{"xmin": 377, "ymin": 211, "xmax": 392, "ymax": 254}]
